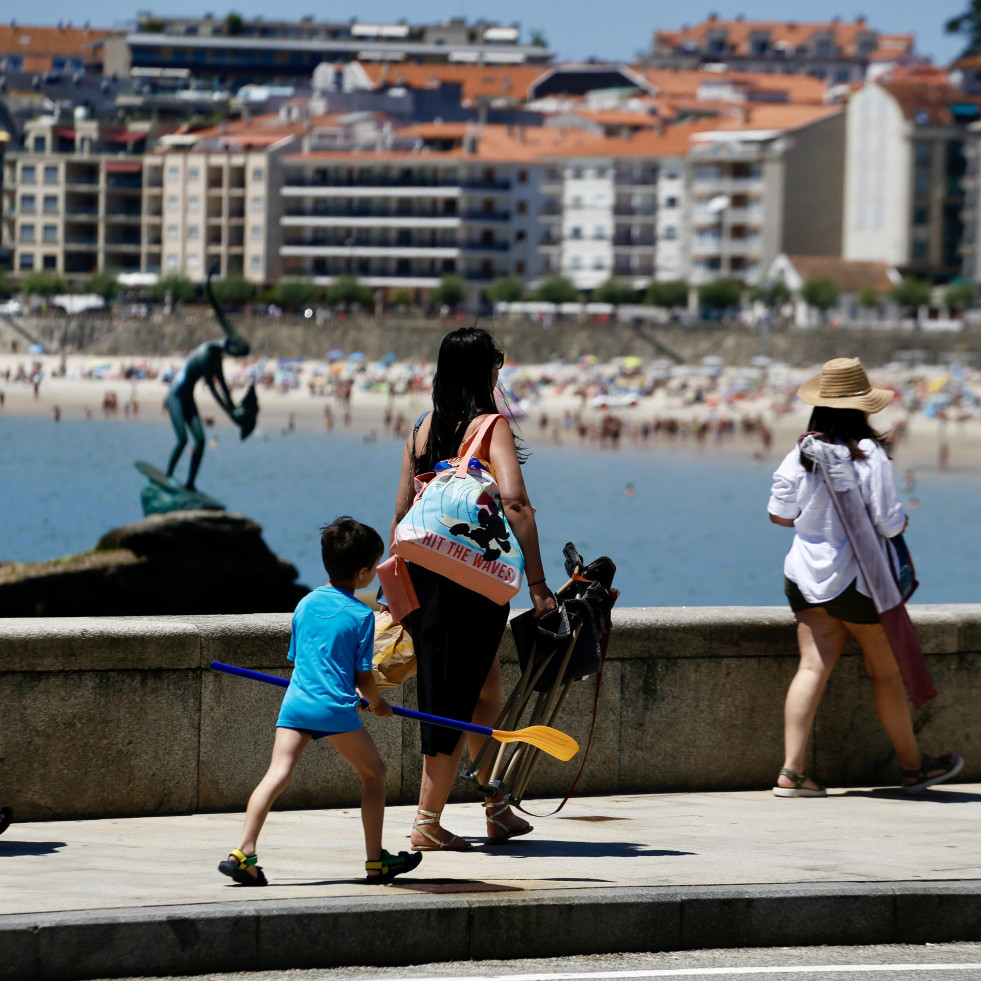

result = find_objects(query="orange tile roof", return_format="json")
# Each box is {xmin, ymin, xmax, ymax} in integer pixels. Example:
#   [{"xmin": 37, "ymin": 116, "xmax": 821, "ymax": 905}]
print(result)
[
  {"xmin": 541, "ymin": 121, "xmax": 720, "ymax": 159},
  {"xmin": 355, "ymin": 61, "xmax": 546, "ymax": 105},
  {"xmin": 0, "ymin": 24, "xmax": 116, "ymax": 58},
  {"xmin": 638, "ymin": 67, "xmax": 827, "ymax": 104},
  {"xmin": 693, "ymin": 103, "xmax": 842, "ymax": 133},
  {"xmin": 785, "ymin": 255, "xmax": 896, "ymax": 292},
  {"xmin": 878, "ymin": 81, "xmax": 981, "ymax": 125},
  {"xmin": 655, "ymin": 17, "xmax": 912, "ymax": 60},
  {"xmin": 571, "ymin": 108, "xmax": 663, "ymax": 128}
]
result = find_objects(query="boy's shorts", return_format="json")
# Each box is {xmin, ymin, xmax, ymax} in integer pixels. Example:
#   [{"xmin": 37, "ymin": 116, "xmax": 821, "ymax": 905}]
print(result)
[
  {"xmin": 279, "ymin": 725, "xmax": 346, "ymax": 741},
  {"xmin": 784, "ymin": 576, "xmax": 879, "ymax": 624}
]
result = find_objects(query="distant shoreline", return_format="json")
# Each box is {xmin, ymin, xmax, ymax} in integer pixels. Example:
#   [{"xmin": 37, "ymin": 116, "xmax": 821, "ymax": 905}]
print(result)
[{"xmin": 2, "ymin": 352, "xmax": 979, "ymax": 476}]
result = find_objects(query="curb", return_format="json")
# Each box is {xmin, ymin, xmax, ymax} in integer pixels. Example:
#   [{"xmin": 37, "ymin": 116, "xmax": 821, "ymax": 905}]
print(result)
[{"xmin": 3, "ymin": 881, "xmax": 981, "ymax": 981}]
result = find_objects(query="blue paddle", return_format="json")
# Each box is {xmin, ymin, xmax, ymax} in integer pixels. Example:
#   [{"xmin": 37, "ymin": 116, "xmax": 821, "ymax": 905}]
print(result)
[{"xmin": 209, "ymin": 661, "xmax": 579, "ymax": 761}]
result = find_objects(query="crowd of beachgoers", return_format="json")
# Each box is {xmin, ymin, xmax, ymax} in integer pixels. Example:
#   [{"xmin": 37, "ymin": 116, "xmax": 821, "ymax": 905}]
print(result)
[{"xmin": 2, "ymin": 349, "xmax": 979, "ymax": 471}]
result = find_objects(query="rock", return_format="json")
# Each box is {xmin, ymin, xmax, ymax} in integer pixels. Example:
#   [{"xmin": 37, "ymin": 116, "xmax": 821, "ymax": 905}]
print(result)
[{"xmin": 0, "ymin": 511, "xmax": 309, "ymax": 616}]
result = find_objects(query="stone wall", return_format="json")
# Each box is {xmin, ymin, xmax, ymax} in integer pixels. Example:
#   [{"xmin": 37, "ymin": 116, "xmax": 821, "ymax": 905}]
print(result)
[{"xmin": 2, "ymin": 606, "xmax": 978, "ymax": 821}]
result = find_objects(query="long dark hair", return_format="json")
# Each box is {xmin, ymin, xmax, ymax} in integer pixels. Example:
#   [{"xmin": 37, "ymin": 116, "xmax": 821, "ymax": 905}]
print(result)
[
  {"xmin": 420, "ymin": 326, "xmax": 522, "ymax": 469},
  {"xmin": 799, "ymin": 406, "xmax": 890, "ymax": 471}
]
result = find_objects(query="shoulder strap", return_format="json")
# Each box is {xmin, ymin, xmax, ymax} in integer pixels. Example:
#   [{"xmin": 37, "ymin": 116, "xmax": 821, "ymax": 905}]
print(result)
[{"xmin": 454, "ymin": 414, "xmax": 502, "ymax": 478}]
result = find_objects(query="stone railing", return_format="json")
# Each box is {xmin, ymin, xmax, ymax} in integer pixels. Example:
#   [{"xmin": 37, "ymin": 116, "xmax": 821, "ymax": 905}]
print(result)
[{"xmin": 2, "ymin": 606, "xmax": 978, "ymax": 821}]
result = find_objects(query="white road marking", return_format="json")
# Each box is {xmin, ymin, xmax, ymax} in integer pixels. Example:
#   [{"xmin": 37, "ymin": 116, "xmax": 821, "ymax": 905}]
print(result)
[{"xmin": 386, "ymin": 966, "xmax": 981, "ymax": 981}]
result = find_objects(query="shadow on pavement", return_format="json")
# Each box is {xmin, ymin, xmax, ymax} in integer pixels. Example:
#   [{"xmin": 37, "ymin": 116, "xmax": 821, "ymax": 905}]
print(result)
[
  {"xmin": 836, "ymin": 787, "xmax": 981, "ymax": 803},
  {"xmin": 0, "ymin": 840, "xmax": 67, "ymax": 856},
  {"xmin": 469, "ymin": 840, "xmax": 696, "ymax": 859}
]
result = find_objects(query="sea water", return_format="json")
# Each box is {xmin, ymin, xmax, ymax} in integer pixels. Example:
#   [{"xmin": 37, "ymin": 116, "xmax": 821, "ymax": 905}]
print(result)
[{"xmin": 1, "ymin": 415, "xmax": 978, "ymax": 608}]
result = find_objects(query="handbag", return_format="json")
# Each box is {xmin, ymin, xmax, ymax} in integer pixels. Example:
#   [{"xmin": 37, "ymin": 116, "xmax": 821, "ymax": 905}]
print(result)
[
  {"xmin": 889, "ymin": 532, "xmax": 918, "ymax": 602},
  {"xmin": 371, "ymin": 609, "xmax": 416, "ymax": 690},
  {"xmin": 393, "ymin": 413, "xmax": 525, "ymax": 605}
]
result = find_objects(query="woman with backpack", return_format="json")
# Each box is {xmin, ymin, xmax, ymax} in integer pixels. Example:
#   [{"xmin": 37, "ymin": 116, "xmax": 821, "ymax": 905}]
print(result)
[{"xmin": 389, "ymin": 326, "xmax": 556, "ymax": 850}]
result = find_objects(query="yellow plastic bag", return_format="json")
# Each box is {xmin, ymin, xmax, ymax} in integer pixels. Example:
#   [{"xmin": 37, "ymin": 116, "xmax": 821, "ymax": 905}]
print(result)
[{"xmin": 372, "ymin": 609, "xmax": 416, "ymax": 690}]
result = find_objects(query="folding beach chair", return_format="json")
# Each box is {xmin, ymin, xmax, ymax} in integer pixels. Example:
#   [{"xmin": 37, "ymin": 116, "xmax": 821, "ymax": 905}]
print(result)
[{"xmin": 462, "ymin": 542, "xmax": 618, "ymax": 805}]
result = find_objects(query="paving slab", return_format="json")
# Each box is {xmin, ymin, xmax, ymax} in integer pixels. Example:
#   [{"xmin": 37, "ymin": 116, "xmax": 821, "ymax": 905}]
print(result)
[{"xmin": 1, "ymin": 787, "xmax": 980, "ymax": 980}]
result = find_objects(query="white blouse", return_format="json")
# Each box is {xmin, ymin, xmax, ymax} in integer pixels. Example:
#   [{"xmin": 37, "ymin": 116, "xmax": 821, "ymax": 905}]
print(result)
[{"xmin": 767, "ymin": 439, "xmax": 907, "ymax": 604}]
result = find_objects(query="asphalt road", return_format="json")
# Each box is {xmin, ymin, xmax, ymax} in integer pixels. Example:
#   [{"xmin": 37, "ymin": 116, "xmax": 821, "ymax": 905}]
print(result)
[{"xmin": 94, "ymin": 942, "xmax": 981, "ymax": 981}]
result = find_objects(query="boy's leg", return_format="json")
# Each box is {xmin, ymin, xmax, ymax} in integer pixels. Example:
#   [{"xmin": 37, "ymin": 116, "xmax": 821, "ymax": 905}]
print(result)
[
  {"xmin": 234, "ymin": 727, "xmax": 309, "ymax": 870},
  {"xmin": 328, "ymin": 728, "xmax": 386, "ymax": 865}
]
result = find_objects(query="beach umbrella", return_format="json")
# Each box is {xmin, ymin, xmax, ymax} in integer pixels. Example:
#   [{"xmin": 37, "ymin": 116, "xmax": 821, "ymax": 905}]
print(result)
[
  {"xmin": 348, "ymin": 351, "xmax": 366, "ymax": 362},
  {"xmin": 326, "ymin": 349, "xmax": 345, "ymax": 361},
  {"xmin": 381, "ymin": 351, "xmax": 398, "ymax": 365},
  {"xmin": 28, "ymin": 343, "xmax": 45, "ymax": 354}
]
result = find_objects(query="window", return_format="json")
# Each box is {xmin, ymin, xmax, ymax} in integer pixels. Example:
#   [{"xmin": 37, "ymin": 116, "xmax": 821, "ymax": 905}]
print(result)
[
  {"xmin": 664, "ymin": 227, "xmax": 678, "ymax": 240},
  {"xmin": 570, "ymin": 255, "xmax": 582, "ymax": 269},
  {"xmin": 188, "ymin": 226, "xmax": 200, "ymax": 240},
  {"xmin": 516, "ymin": 200, "xmax": 527, "ymax": 214},
  {"xmin": 19, "ymin": 254, "xmax": 34, "ymax": 270},
  {"xmin": 20, "ymin": 225, "xmax": 35, "ymax": 243},
  {"xmin": 168, "ymin": 167, "xmax": 180, "ymax": 181},
  {"xmin": 167, "ymin": 195, "xmax": 179, "ymax": 211},
  {"xmin": 250, "ymin": 226, "xmax": 263, "ymax": 241},
  {"xmin": 250, "ymin": 255, "xmax": 262, "ymax": 269},
  {"xmin": 187, "ymin": 254, "xmax": 200, "ymax": 269},
  {"xmin": 43, "ymin": 165, "xmax": 58, "ymax": 184},
  {"xmin": 20, "ymin": 195, "xmax": 36, "ymax": 214},
  {"xmin": 517, "ymin": 170, "xmax": 527, "ymax": 184},
  {"xmin": 514, "ymin": 230, "xmax": 526, "ymax": 243},
  {"xmin": 914, "ymin": 143, "xmax": 932, "ymax": 166},
  {"xmin": 664, "ymin": 167, "xmax": 680, "ymax": 180},
  {"xmin": 32, "ymin": 136, "xmax": 45, "ymax": 153},
  {"xmin": 21, "ymin": 165, "xmax": 36, "ymax": 183},
  {"xmin": 571, "ymin": 167, "xmax": 584, "ymax": 179},
  {"xmin": 188, "ymin": 167, "xmax": 200, "ymax": 181},
  {"xmin": 43, "ymin": 225, "xmax": 57, "ymax": 243},
  {"xmin": 593, "ymin": 226, "xmax": 605, "ymax": 240},
  {"xmin": 516, "ymin": 261, "xmax": 525, "ymax": 274},
  {"xmin": 664, "ymin": 196, "xmax": 678, "ymax": 209},
  {"xmin": 571, "ymin": 196, "xmax": 583, "ymax": 209},
  {"xmin": 188, "ymin": 196, "xmax": 200, "ymax": 212},
  {"xmin": 43, "ymin": 254, "xmax": 57, "ymax": 269},
  {"xmin": 167, "ymin": 224, "xmax": 179, "ymax": 240},
  {"xmin": 252, "ymin": 167, "xmax": 264, "ymax": 182},
  {"xmin": 166, "ymin": 254, "xmax": 179, "ymax": 269},
  {"xmin": 570, "ymin": 226, "xmax": 582, "ymax": 239},
  {"xmin": 252, "ymin": 196, "xmax": 264, "ymax": 210},
  {"xmin": 43, "ymin": 195, "xmax": 58, "ymax": 213},
  {"xmin": 595, "ymin": 167, "xmax": 608, "ymax": 179},
  {"xmin": 593, "ymin": 256, "xmax": 605, "ymax": 270}
]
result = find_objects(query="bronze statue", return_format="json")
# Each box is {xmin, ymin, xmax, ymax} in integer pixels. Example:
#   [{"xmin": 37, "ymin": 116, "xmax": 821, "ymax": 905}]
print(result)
[{"xmin": 164, "ymin": 265, "xmax": 258, "ymax": 491}]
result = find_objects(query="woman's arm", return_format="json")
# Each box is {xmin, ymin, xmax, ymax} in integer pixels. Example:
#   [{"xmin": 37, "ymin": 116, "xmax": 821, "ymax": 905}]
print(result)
[
  {"xmin": 489, "ymin": 419, "xmax": 557, "ymax": 616},
  {"xmin": 769, "ymin": 513, "xmax": 795, "ymax": 527}
]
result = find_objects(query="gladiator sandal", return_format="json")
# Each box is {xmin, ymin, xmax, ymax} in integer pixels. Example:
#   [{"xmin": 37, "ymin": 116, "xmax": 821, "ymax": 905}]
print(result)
[
  {"xmin": 410, "ymin": 808, "xmax": 472, "ymax": 851},
  {"xmin": 483, "ymin": 797, "xmax": 533, "ymax": 844}
]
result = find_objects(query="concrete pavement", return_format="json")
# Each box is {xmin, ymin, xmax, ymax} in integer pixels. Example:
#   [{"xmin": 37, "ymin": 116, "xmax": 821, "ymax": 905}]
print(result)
[{"xmin": 2, "ymin": 785, "xmax": 981, "ymax": 980}]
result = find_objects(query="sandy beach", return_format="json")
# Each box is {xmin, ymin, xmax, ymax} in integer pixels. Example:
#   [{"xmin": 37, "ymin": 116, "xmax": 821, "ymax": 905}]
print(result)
[{"xmin": 2, "ymin": 351, "xmax": 980, "ymax": 475}]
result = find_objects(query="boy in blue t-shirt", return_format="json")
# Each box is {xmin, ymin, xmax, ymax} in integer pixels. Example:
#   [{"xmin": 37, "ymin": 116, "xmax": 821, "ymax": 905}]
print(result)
[{"xmin": 219, "ymin": 516, "xmax": 422, "ymax": 885}]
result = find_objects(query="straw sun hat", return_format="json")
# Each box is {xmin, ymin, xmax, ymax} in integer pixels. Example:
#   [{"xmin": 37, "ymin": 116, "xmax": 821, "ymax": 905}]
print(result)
[{"xmin": 797, "ymin": 357, "xmax": 894, "ymax": 414}]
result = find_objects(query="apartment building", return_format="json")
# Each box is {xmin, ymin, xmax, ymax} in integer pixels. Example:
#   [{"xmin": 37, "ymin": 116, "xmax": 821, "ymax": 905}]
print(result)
[
  {"xmin": 0, "ymin": 23, "xmax": 115, "ymax": 75},
  {"xmin": 844, "ymin": 79, "xmax": 980, "ymax": 279},
  {"xmin": 277, "ymin": 122, "xmax": 551, "ymax": 304},
  {"xmin": 538, "ymin": 125, "xmax": 701, "ymax": 290},
  {"xmin": 145, "ymin": 118, "xmax": 311, "ymax": 283},
  {"xmin": 102, "ymin": 14, "xmax": 552, "ymax": 89},
  {"xmin": 686, "ymin": 105, "xmax": 845, "ymax": 285},
  {"xmin": 651, "ymin": 15, "xmax": 913, "ymax": 84},
  {"xmin": 2, "ymin": 115, "xmax": 154, "ymax": 276}
]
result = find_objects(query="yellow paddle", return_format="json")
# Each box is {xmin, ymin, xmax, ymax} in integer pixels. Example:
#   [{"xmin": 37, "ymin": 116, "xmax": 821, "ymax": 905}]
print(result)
[{"xmin": 210, "ymin": 662, "xmax": 580, "ymax": 761}]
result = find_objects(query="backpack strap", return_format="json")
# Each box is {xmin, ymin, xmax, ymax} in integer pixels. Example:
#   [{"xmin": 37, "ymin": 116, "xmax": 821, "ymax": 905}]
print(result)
[{"xmin": 454, "ymin": 414, "xmax": 502, "ymax": 478}]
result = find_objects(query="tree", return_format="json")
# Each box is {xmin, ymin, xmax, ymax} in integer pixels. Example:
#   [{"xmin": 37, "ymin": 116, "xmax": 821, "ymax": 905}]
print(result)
[
  {"xmin": 224, "ymin": 11, "xmax": 244, "ymax": 35},
  {"xmin": 209, "ymin": 273, "xmax": 254, "ymax": 307},
  {"xmin": 800, "ymin": 278, "xmax": 840, "ymax": 316},
  {"xmin": 272, "ymin": 278, "xmax": 318, "ymax": 309},
  {"xmin": 857, "ymin": 286, "xmax": 881, "ymax": 309},
  {"xmin": 85, "ymin": 270, "xmax": 120, "ymax": 304},
  {"xmin": 946, "ymin": 280, "xmax": 976, "ymax": 312},
  {"xmin": 0, "ymin": 270, "xmax": 14, "ymax": 297},
  {"xmin": 749, "ymin": 281, "xmax": 792, "ymax": 308},
  {"xmin": 535, "ymin": 275, "xmax": 578, "ymax": 304},
  {"xmin": 486, "ymin": 276, "xmax": 524, "ymax": 303},
  {"xmin": 150, "ymin": 275, "xmax": 195, "ymax": 303},
  {"xmin": 430, "ymin": 274, "xmax": 467, "ymax": 310},
  {"xmin": 891, "ymin": 277, "xmax": 932, "ymax": 313},
  {"xmin": 328, "ymin": 275, "xmax": 372, "ymax": 308},
  {"xmin": 946, "ymin": 1, "xmax": 981, "ymax": 57},
  {"xmin": 22, "ymin": 271, "xmax": 68, "ymax": 297},
  {"xmin": 529, "ymin": 28, "xmax": 548, "ymax": 47},
  {"xmin": 697, "ymin": 278, "xmax": 743, "ymax": 314},
  {"xmin": 390, "ymin": 288, "xmax": 413, "ymax": 308},
  {"xmin": 644, "ymin": 279, "xmax": 689, "ymax": 309},
  {"xmin": 593, "ymin": 278, "xmax": 637, "ymax": 306}
]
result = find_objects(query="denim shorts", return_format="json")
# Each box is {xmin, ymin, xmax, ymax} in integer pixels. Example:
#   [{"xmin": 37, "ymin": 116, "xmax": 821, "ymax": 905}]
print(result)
[{"xmin": 784, "ymin": 576, "xmax": 879, "ymax": 624}]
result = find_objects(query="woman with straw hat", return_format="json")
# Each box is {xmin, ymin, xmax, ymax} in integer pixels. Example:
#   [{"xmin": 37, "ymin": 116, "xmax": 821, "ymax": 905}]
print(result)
[{"xmin": 767, "ymin": 357, "xmax": 962, "ymax": 798}]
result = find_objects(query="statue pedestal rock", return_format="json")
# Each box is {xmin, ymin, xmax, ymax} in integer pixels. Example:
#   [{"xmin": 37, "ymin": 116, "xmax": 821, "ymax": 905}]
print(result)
[{"xmin": 136, "ymin": 461, "xmax": 225, "ymax": 516}]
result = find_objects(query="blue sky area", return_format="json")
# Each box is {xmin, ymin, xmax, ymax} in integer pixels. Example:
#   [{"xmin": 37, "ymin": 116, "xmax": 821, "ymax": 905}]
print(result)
[{"xmin": 41, "ymin": 1, "xmax": 974, "ymax": 65}]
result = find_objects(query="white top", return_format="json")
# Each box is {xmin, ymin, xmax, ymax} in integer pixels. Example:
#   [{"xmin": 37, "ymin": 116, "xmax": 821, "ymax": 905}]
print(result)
[{"xmin": 767, "ymin": 439, "xmax": 906, "ymax": 604}]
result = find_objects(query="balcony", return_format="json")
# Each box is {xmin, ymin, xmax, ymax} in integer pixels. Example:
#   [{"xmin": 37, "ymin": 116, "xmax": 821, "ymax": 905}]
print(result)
[
  {"xmin": 613, "ymin": 205, "xmax": 656, "ymax": 218},
  {"xmin": 461, "ymin": 240, "xmax": 509, "ymax": 252},
  {"xmin": 462, "ymin": 210, "xmax": 511, "ymax": 222}
]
